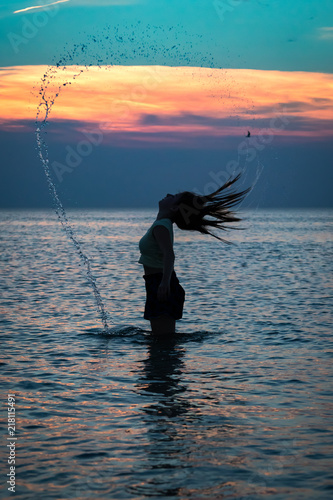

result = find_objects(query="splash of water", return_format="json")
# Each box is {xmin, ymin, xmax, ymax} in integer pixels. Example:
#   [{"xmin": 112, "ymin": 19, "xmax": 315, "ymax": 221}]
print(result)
[
  {"xmin": 34, "ymin": 25, "xmax": 224, "ymax": 331},
  {"xmin": 35, "ymin": 66, "xmax": 110, "ymax": 331},
  {"xmin": 34, "ymin": 25, "xmax": 261, "ymax": 332}
]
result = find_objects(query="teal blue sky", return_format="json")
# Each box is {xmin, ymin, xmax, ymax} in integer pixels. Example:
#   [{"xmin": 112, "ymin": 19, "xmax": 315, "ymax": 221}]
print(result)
[
  {"xmin": 0, "ymin": 0, "xmax": 332, "ymax": 208},
  {"xmin": 0, "ymin": 0, "xmax": 332, "ymax": 72}
]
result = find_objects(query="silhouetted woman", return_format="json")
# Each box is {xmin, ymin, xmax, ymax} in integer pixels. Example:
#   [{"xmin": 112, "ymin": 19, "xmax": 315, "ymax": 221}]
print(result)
[{"xmin": 138, "ymin": 174, "xmax": 249, "ymax": 334}]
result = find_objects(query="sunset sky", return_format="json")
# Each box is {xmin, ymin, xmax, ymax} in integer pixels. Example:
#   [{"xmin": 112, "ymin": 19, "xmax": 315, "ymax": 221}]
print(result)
[{"xmin": 0, "ymin": 0, "xmax": 332, "ymax": 208}]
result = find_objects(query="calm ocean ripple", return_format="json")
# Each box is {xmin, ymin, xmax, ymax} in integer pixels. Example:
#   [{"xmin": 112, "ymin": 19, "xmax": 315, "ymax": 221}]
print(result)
[{"xmin": 0, "ymin": 209, "xmax": 332, "ymax": 499}]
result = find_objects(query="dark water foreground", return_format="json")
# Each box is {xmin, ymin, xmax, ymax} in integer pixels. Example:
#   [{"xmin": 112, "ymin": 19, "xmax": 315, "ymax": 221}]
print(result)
[{"xmin": 0, "ymin": 209, "xmax": 332, "ymax": 499}]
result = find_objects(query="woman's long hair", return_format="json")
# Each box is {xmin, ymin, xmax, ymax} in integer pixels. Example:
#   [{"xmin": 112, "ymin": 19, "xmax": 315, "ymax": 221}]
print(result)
[{"xmin": 173, "ymin": 173, "xmax": 250, "ymax": 243}]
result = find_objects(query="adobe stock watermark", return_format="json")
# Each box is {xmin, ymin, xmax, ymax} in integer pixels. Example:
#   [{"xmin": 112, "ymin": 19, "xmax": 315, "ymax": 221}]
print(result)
[
  {"xmin": 7, "ymin": 0, "xmax": 65, "ymax": 54},
  {"xmin": 213, "ymin": 0, "xmax": 243, "ymax": 23},
  {"xmin": 203, "ymin": 107, "xmax": 290, "ymax": 196},
  {"xmin": 7, "ymin": 394, "xmax": 17, "ymax": 493},
  {"xmin": 110, "ymin": 66, "xmax": 164, "ymax": 121},
  {"xmin": 51, "ymin": 65, "xmax": 164, "ymax": 183},
  {"xmin": 178, "ymin": 107, "xmax": 290, "ymax": 224},
  {"xmin": 52, "ymin": 127, "xmax": 104, "ymax": 182}
]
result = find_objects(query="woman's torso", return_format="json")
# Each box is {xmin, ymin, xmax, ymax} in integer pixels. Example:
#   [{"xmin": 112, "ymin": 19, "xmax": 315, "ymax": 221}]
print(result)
[{"xmin": 138, "ymin": 218, "xmax": 174, "ymax": 272}]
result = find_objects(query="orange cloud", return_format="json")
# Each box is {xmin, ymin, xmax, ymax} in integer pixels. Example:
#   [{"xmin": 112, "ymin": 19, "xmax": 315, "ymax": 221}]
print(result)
[{"xmin": 0, "ymin": 65, "xmax": 332, "ymax": 140}]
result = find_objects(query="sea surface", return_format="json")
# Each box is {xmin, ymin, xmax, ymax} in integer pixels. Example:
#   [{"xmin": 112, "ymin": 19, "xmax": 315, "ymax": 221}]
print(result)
[{"xmin": 0, "ymin": 208, "xmax": 332, "ymax": 499}]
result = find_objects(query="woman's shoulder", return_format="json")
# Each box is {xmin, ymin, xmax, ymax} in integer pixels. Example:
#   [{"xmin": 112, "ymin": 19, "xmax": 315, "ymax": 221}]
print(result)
[{"xmin": 152, "ymin": 218, "xmax": 173, "ymax": 232}]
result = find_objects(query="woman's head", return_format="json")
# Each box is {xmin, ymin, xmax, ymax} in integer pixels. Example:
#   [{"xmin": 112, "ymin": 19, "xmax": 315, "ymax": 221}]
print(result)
[
  {"xmin": 158, "ymin": 193, "xmax": 184, "ymax": 213},
  {"xmin": 166, "ymin": 174, "xmax": 250, "ymax": 243}
]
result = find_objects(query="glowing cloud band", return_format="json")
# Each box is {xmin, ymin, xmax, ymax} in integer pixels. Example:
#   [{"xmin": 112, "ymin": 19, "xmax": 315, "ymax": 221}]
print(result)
[{"xmin": 1, "ymin": 65, "xmax": 332, "ymax": 140}]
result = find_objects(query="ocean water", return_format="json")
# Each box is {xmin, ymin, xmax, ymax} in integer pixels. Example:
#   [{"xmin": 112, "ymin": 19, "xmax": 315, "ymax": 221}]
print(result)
[{"xmin": 0, "ymin": 208, "xmax": 332, "ymax": 499}]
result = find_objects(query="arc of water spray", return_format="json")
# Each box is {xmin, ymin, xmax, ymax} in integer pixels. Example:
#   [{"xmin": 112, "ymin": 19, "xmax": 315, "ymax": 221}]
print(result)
[
  {"xmin": 35, "ymin": 67, "xmax": 110, "ymax": 331},
  {"xmin": 34, "ymin": 27, "xmax": 262, "ymax": 334}
]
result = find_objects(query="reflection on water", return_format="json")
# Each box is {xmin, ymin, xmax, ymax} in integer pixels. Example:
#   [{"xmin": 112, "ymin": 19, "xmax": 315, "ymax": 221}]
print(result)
[
  {"xmin": 0, "ymin": 209, "xmax": 332, "ymax": 499},
  {"xmin": 132, "ymin": 336, "xmax": 189, "ymax": 498},
  {"xmin": 138, "ymin": 335, "xmax": 188, "ymax": 417}
]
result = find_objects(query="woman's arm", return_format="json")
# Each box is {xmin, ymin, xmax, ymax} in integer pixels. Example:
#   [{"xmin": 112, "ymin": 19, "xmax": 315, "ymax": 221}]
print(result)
[{"xmin": 152, "ymin": 225, "xmax": 175, "ymax": 302}]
